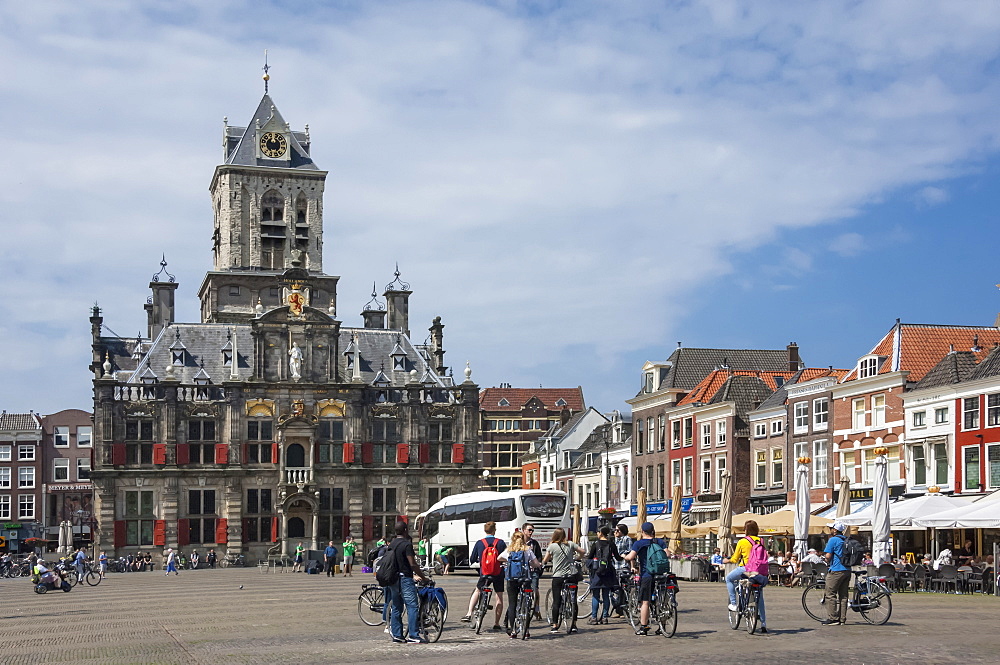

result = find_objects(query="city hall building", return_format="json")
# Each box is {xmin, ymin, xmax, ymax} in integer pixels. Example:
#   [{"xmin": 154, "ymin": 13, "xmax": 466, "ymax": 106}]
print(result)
[{"xmin": 89, "ymin": 88, "xmax": 481, "ymax": 560}]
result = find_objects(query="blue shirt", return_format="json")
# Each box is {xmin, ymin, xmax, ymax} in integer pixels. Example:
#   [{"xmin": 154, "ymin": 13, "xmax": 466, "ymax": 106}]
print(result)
[
  {"xmin": 324, "ymin": 546, "xmax": 337, "ymax": 558},
  {"xmin": 630, "ymin": 537, "xmax": 668, "ymax": 578},
  {"xmin": 711, "ymin": 553, "xmax": 723, "ymax": 565},
  {"xmin": 824, "ymin": 534, "xmax": 849, "ymax": 572},
  {"xmin": 75, "ymin": 551, "xmax": 86, "ymax": 564}
]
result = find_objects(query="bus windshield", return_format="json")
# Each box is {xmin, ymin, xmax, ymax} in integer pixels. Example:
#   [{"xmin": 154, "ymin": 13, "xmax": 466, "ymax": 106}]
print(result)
[{"xmin": 521, "ymin": 494, "xmax": 567, "ymax": 518}]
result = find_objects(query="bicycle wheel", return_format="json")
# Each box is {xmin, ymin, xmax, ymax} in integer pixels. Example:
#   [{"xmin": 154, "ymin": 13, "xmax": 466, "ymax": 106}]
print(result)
[
  {"xmin": 801, "ymin": 582, "xmax": 827, "ymax": 622},
  {"xmin": 85, "ymin": 570, "xmax": 101, "ymax": 586},
  {"xmin": 65, "ymin": 571, "xmax": 80, "ymax": 586},
  {"xmin": 577, "ymin": 579, "xmax": 591, "ymax": 606},
  {"xmin": 657, "ymin": 589, "xmax": 677, "ymax": 638},
  {"xmin": 357, "ymin": 587, "xmax": 385, "ymax": 626},
  {"xmin": 512, "ymin": 593, "xmax": 528, "ymax": 639},
  {"xmin": 473, "ymin": 592, "xmax": 488, "ymax": 634},
  {"xmin": 626, "ymin": 585, "xmax": 642, "ymax": 630},
  {"xmin": 744, "ymin": 595, "xmax": 758, "ymax": 635},
  {"xmin": 858, "ymin": 589, "xmax": 892, "ymax": 625},
  {"xmin": 543, "ymin": 588, "xmax": 554, "ymax": 625},
  {"xmin": 423, "ymin": 596, "xmax": 447, "ymax": 642},
  {"xmin": 562, "ymin": 590, "xmax": 577, "ymax": 633}
]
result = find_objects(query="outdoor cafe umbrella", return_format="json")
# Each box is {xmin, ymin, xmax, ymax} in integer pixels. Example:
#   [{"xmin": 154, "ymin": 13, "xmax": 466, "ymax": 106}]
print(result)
[
  {"xmin": 871, "ymin": 448, "xmax": 892, "ymax": 565},
  {"xmin": 793, "ymin": 459, "xmax": 811, "ymax": 559},
  {"xmin": 717, "ymin": 471, "xmax": 733, "ymax": 558},
  {"xmin": 635, "ymin": 487, "xmax": 647, "ymax": 536},
  {"xmin": 668, "ymin": 484, "xmax": 683, "ymax": 553},
  {"xmin": 836, "ymin": 476, "xmax": 852, "ymax": 518},
  {"xmin": 572, "ymin": 503, "xmax": 582, "ymax": 545},
  {"xmin": 58, "ymin": 521, "xmax": 73, "ymax": 555}
]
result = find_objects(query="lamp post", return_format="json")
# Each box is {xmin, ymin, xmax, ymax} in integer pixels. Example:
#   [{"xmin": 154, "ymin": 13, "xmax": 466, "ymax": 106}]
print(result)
[{"xmin": 602, "ymin": 425, "xmax": 612, "ymax": 509}]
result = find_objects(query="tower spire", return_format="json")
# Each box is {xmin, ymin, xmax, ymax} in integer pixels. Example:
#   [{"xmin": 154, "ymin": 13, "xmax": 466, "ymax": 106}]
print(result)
[{"xmin": 262, "ymin": 49, "xmax": 270, "ymax": 94}]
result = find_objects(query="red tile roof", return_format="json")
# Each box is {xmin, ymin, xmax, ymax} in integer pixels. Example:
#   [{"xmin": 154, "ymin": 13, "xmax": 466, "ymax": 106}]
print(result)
[
  {"xmin": 479, "ymin": 387, "xmax": 585, "ymax": 412},
  {"xmin": 678, "ymin": 370, "xmax": 796, "ymax": 406},
  {"xmin": 797, "ymin": 367, "xmax": 850, "ymax": 382},
  {"xmin": 842, "ymin": 324, "xmax": 1000, "ymax": 383}
]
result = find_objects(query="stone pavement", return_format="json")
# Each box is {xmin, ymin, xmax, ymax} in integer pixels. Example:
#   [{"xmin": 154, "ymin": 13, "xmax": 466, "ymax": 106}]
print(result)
[{"xmin": 0, "ymin": 568, "xmax": 996, "ymax": 665}]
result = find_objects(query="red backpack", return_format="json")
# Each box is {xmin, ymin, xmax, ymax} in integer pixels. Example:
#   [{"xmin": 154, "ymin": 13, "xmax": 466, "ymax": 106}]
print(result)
[
  {"xmin": 479, "ymin": 537, "xmax": 501, "ymax": 576},
  {"xmin": 743, "ymin": 536, "xmax": 769, "ymax": 576}
]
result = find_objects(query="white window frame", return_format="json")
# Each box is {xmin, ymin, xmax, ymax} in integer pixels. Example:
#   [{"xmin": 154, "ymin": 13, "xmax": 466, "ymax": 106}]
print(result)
[
  {"xmin": 701, "ymin": 423, "xmax": 712, "ymax": 449},
  {"xmin": 683, "ymin": 457, "xmax": 693, "ymax": 495},
  {"xmin": 988, "ymin": 394, "xmax": 1000, "ymax": 428},
  {"xmin": 17, "ymin": 467, "xmax": 35, "ymax": 488},
  {"xmin": 793, "ymin": 402, "xmax": 809, "ymax": 434},
  {"xmin": 671, "ymin": 459, "xmax": 681, "ymax": 489},
  {"xmin": 754, "ymin": 422, "xmax": 767, "ymax": 439},
  {"xmin": 872, "ymin": 394, "xmax": 886, "ymax": 428},
  {"xmin": 934, "ymin": 407, "xmax": 949, "ymax": 425},
  {"xmin": 77, "ymin": 426, "xmax": 92, "ymax": 447},
  {"xmin": 647, "ymin": 417, "xmax": 655, "ymax": 454},
  {"xmin": 701, "ymin": 457, "xmax": 712, "ymax": 493},
  {"xmin": 840, "ymin": 450, "xmax": 856, "ymax": 485},
  {"xmin": 53, "ymin": 426, "xmax": 70, "ymax": 447},
  {"xmin": 794, "ymin": 441, "xmax": 809, "ymax": 462},
  {"xmin": 812, "ymin": 440, "xmax": 827, "ymax": 487},
  {"xmin": 852, "ymin": 398, "xmax": 866, "ymax": 430},
  {"xmin": 859, "ymin": 355, "xmax": 879, "ymax": 378},
  {"xmin": 912, "ymin": 411, "xmax": 926, "ymax": 428},
  {"xmin": 755, "ymin": 450, "xmax": 767, "ymax": 488},
  {"xmin": 771, "ymin": 448, "xmax": 783, "ymax": 488},
  {"xmin": 770, "ymin": 419, "xmax": 782, "ymax": 436},
  {"xmin": 17, "ymin": 445, "xmax": 35, "ymax": 461},
  {"xmin": 0, "ymin": 467, "xmax": 9, "ymax": 488},
  {"xmin": 716, "ymin": 420, "xmax": 727, "ymax": 446},
  {"xmin": 813, "ymin": 398, "xmax": 829, "ymax": 431},
  {"xmin": 0, "ymin": 445, "xmax": 9, "ymax": 462},
  {"xmin": 0, "ymin": 495, "xmax": 9, "ymax": 520},
  {"xmin": 18, "ymin": 493, "xmax": 34, "ymax": 520},
  {"xmin": 987, "ymin": 443, "xmax": 1000, "ymax": 490},
  {"xmin": 683, "ymin": 418, "xmax": 693, "ymax": 447},
  {"xmin": 53, "ymin": 458, "xmax": 70, "ymax": 482},
  {"xmin": 962, "ymin": 445, "xmax": 980, "ymax": 491},
  {"xmin": 964, "ymin": 397, "xmax": 981, "ymax": 431},
  {"xmin": 715, "ymin": 455, "xmax": 727, "ymax": 491}
]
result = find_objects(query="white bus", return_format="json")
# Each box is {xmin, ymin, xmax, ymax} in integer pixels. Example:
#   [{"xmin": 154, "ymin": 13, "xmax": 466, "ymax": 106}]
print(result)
[{"xmin": 416, "ymin": 490, "xmax": 570, "ymax": 567}]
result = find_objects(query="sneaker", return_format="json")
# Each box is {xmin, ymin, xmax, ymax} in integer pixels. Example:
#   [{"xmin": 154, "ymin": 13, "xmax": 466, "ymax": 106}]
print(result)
[
  {"xmin": 635, "ymin": 625, "xmax": 649, "ymax": 636},
  {"xmin": 384, "ymin": 626, "xmax": 390, "ymax": 634},
  {"xmin": 406, "ymin": 636, "xmax": 427, "ymax": 644},
  {"xmin": 549, "ymin": 625, "xmax": 560, "ymax": 633},
  {"xmin": 568, "ymin": 626, "xmax": 578, "ymax": 634},
  {"xmin": 759, "ymin": 627, "xmax": 768, "ymax": 634},
  {"xmin": 460, "ymin": 615, "xmax": 471, "ymax": 622},
  {"xmin": 391, "ymin": 637, "xmax": 406, "ymax": 644},
  {"xmin": 819, "ymin": 619, "xmax": 838, "ymax": 626},
  {"xmin": 727, "ymin": 603, "xmax": 737, "ymax": 612},
  {"xmin": 492, "ymin": 624, "xmax": 503, "ymax": 632}
]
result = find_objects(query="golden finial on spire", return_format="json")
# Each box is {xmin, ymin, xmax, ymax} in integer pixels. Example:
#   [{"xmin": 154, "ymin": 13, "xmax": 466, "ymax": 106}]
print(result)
[{"xmin": 262, "ymin": 49, "xmax": 270, "ymax": 94}]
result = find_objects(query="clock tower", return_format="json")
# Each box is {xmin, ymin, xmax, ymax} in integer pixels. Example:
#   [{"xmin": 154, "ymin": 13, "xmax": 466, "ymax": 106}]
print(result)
[{"xmin": 198, "ymin": 94, "xmax": 340, "ymax": 324}]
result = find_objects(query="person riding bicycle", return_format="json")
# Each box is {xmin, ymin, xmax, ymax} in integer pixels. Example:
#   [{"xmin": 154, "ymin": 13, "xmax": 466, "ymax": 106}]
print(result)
[
  {"xmin": 821, "ymin": 520, "xmax": 851, "ymax": 626},
  {"xmin": 540, "ymin": 527, "xmax": 585, "ymax": 634},
  {"xmin": 461, "ymin": 521, "xmax": 507, "ymax": 630},
  {"xmin": 499, "ymin": 530, "xmax": 543, "ymax": 638},
  {"xmin": 725, "ymin": 519, "xmax": 769, "ymax": 634},
  {"xmin": 586, "ymin": 526, "xmax": 622, "ymax": 624},
  {"xmin": 622, "ymin": 521, "xmax": 671, "ymax": 636}
]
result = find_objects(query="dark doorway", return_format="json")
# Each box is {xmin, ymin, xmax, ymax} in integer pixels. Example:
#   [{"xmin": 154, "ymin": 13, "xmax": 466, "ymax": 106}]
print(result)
[{"xmin": 286, "ymin": 443, "xmax": 306, "ymax": 467}]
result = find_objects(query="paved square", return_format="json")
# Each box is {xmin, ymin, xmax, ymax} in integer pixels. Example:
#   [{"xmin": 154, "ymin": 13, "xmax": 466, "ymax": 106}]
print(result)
[{"xmin": 0, "ymin": 569, "xmax": 996, "ymax": 664}]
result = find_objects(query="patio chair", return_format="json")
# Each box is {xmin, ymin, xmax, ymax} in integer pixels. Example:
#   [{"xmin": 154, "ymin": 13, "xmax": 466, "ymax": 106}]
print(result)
[
  {"xmin": 866, "ymin": 564, "xmax": 878, "ymax": 577},
  {"xmin": 931, "ymin": 565, "xmax": 960, "ymax": 594},
  {"xmin": 797, "ymin": 561, "xmax": 814, "ymax": 586},
  {"xmin": 911, "ymin": 565, "xmax": 929, "ymax": 592},
  {"xmin": 983, "ymin": 567, "xmax": 995, "ymax": 595},
  {"xmin": 876, "ymin": 563, "xmax": 897, "ymax": 591},
  {"xmin": 964, "ymin": 569, "xmax": 986, "ymax": 594},
  {"xmin": 895, "ymin": 564, "xmax": 916, "ymax": 592},
  {"xmin": 767, "ymin": 563, "xmax": 784, "ymax": 585},
  {"xmin": 813, "ymin": 561, "xmax": 829, "ymax": 580}
]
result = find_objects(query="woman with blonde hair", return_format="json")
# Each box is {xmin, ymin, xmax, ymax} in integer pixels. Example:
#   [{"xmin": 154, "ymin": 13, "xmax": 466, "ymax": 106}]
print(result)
[
  {"xmin": 499, "ymin": 530, "xmax": 543, "ymax": 638},
  {"xmin": 540, "ymin": 527, "xmax": 585, "ymax": 633}
]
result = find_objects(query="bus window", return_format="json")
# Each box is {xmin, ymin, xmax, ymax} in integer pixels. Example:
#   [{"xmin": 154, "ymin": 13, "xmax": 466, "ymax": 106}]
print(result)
[
  {"xmin": 470, "ymin": 501, "xmax": 492, "ymax": 524},
  {"xmin": 522, "ymin": 495, "xmax": 566, "ymax": 518},
  {"xmin": 493, "ymin": 498, "xmax": 516, "ymax": 523},
  {"xmin": 423, "ymin": 510, "xmax": 442, "ymax": 539},
  {"xmin": 442, "ymin": 504, "xmax": 458, "ymax": 520},
  {"xmin": 454, "ymin": 503, "xmax": 476, "ymax": 523}
]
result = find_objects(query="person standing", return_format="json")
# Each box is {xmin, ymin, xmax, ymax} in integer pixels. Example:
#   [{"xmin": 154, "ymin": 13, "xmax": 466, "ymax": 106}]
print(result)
[
  {"xmin": 521, "ymin": 523, "xmax": 543, "ymax": 619},
  {"xmin": 540, "ymin": 527, "xmax": 586, "ymax": 634},
  {"xmin": 165, "ymin": 548, "xmax": 179, "ymax": 576},
  {"xmin": 436, "ymin": 545, "xmax": 454, "ymax": 575},
  {"xmin": 417, "ymin": 537, "xmax": 428, "ymax": 569},
  {"xmin": 821, "ymin": 521, "xmax": 851, "ymax": 626},
  {"xmin": 293, "ymin": 542, "xmax": 305, "ymax": 573},
  {"xmin": 325, "ymin": 541, "xmax": 338, "ymax": 577},
  {"xmin": 586, "ymin": 526, "xmax": 622, "ymax": 624},
  {"xmin": 622, "ymin": 522, "xmax": 671, "ymax": 636},
  {"xmin": 461, "ymin": 521, "xmax": 507, "ymax": 630},
  {"xmin": 342, "ymin": 535, "xmax": 357, "ymax": 577},
  {"xmin": 384, "ymin": 520, "xmax": 431, "ymax": 643},
  {"xmin": 98, "ymin": 551, "xmax": 108, "ymax": 578},
  {"xmin": 74, "ymin": 547, "xmax": 87, "ymax": 582}
]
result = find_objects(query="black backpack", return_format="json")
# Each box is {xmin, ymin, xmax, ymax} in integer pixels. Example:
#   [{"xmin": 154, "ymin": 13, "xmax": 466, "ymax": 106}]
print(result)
[
  {"xmin": 837, "ymin": 535, "xmax": 864, "ymax": 567},
  {"xmin": 374, "ymin": 541, "xmax": 400, "ymax": 586}
]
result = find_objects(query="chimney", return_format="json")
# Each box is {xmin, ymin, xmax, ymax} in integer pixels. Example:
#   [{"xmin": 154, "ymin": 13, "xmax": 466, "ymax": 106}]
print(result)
[
  {"xmin": 361, "ymin": 282, "xmax": 386, "ymax": 329},
  {"xmin": 384, "ymin": 265, "xmax": 411, "ymax": 338},
  {"xmin": 787, "ymin": 342, "xmax": 801, "ymax": 372},
  {"xmin": 429, "ymin": 316, "xmax": 446, "ymax": 375},
  {"xmin": 147, "ymin": 257, "xmax": 178, "ymax": 341}
]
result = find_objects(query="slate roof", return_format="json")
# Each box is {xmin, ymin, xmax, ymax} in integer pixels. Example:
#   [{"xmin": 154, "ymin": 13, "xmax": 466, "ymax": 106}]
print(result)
[
  {"xmin": 479, "ymin": 387, "xmax": 585, "ymax": 412},
  {"xmin": 224, "ymin": 94, "xmax": 318, "ymax": 170},
  {"xmin": 915, "ymin": 351, "xmax": 979, "ymax": 389},
  {"xmin": 645, "ymin": 347, "xmax": 795, "ymax": 395},
  {"xmin": 0, "ymin": 412, "xmax": 42, "ymax": 431},
  {"xmin": 126, "ymin": 322, "xmax": 450, "ymax": 388},
  {"xmin": 842, "ymin": 323, "xmax": 1000, "ymax": 383},
  {"xmin": 678, "ymin": 370, "xmax": 795, "ymax": 407},
  {"xmin": 968, "ymin": 344, "xmax": 1000, "ymax": 380}
]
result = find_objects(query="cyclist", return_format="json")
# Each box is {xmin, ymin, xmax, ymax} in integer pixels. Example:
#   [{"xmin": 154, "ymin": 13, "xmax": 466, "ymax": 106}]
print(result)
[
  {"xmin": 461, "ymin": 521, "xmax": 507, "ymax": 630},
  {"xmin": 499, "ymin": 531, "xmax": 543, "ymax": 638},
  {"xmin": 540, "ymin": 527, "xmax": 585, "ymax": 634},
  {"xmin": 586, "ymin": 526, "xmax": 622, "ymax": 624},
  {"xmin": 724, "ymin": 519, "xmax": 769, "ymax": 634},
  {"xmin": 821, "ymin": 520, "xmax": 850, "ymax": 626},
  {"xmin": 622, "ymin": 521, "xmax": 670, "ymax": 636}
]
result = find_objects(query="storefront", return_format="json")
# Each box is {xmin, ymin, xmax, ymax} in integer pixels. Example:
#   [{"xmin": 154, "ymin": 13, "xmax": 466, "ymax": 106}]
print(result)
[{"xmin": 45, "ymin": 483, "xmax": 95, "ymax": 545}]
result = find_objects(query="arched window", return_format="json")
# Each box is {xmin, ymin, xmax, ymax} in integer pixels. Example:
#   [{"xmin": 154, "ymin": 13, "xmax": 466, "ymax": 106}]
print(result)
[
  {"xmin": 261, "ymin": 191, "xmax": 284, "ymax": 222},
  {"xmin": 286, "ymin": 443, "xmax": 306, "ymax": 467},
  {"xmin": 287, "ymin": 516, "xmax": 305, "ymax": 538},
  {"xmin": 260, "ymin": 190, "xmax": 286, "ymax": 269}
]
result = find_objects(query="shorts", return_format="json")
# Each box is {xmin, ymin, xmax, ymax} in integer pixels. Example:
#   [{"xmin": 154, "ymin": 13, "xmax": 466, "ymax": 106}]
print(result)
[
  {"xmin": 477, "ymin": 574, "xmax": 505, "ymax": 593},
  {"xmin": 638, "ymin": 575, "xmax": 655, "ymax": 602},
  {"xmin": 343, "ymin": 555, "xmax": 354, "ymax": 566}
]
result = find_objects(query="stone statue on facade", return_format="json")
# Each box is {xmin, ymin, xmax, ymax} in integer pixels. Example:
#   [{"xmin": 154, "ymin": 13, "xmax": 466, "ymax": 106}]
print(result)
[{"xmin": 289, "ymin": 342, "xmax": 304, "ymax": 380}]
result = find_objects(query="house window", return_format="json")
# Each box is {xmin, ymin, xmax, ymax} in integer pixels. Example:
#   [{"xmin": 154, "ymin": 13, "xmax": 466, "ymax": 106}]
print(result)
[
  {"xmin": 912, "ymin": 444, "xmax": 926, "ymax": 485},
  {"xmin": 0, "ymin": 495, "xmax": 9, "ymax": 519},
  {"xmin": 172, "ymin": 350, "xmax": 184, "ymax": 365},
  {"xmin": 935, "ymin": 407, "xmax": 949, "ymax": 424},
  {"xmin": 912, "ymin": 411, "xmax": 926, "ymax": 428},
  {"xmin": 246, "ymin": 420, "xmax": 274, "ymax": 464},
  {"xmin": 933, "ymin": 443, "xmax": 948, "ymax": 485},
  {"xmin": 555, "ymin": 398, "xmax": 567, "ymax": 407},
  {"xmin": 636, "ymin": 419, "xmax": 644, "ymax": 453},
  {"xmin": 428, "ymin": 421, "xmax": 453, "ymax": 464},
  {"xmin": 245, "ymin": 488, "xmax": 274, "ymax": 542},
  {"xmin": 0, "ymin": 468, "xmax": 9, "ymax": 488},
  {"xmin": 229, "ymin": 285, "xmax": 240, "ymax": 296},
  {"xmin": 813, "ymin": 398, "xmax": 829, "ymax": 430},
  {"xmin": 636, "ymin": 467, "xmax": 643, "ymax": 493},
  {"xmin": 840, "ymin": 450, "xmax": 856, "ymax": 485},
  {"xmin": 125, "ymin": 419, "xmax": 154, "ymax": 441},
  {"xmin": 701, "ymin": 457, "xmax": 712, "ymax": 493},
  {"xmin": 671, "ymin": 459, "xmax": 681, "ymax": 490},
  {"xmin": 963, "ymin": 397, "xmax": 980, "ymax": 430},
  {"xmin": 794, "ymin": 441, "xmax": 809, "ymax": 462},
  {"xmin": 964, "ymin": 447, "xmax": 980, "ymax": 491},
  {"xmin": 54, "ymin": 427, "xmax": 70, "ymax": 447},
  {"xmin": 793, "ymin": 402, "xmax": 809, "ymax": 434},
  {"xmin": 715, "ymin": 455, "xmax": 726, "ymax": 490},
  {"xmin": 647, "ymin": 466, "xmax": 654, "ymax": 498},
  {"xmin": 18, "ymin": 445, "xmax": 35, "ymax": 461},
  {"xmin": 770, "ymin": 420, "xmax": 782, "ymax": 436},
  {"xmin": 683, "ymin": 418, "xmax": 693, "ymax": 447},
  {"xmin": 18, "ymin": 467, "xmax": 34, "ymax": 488},
  {"xmin": 18, "ymin": 494, "xmax": 34, "ymax": 520},
  {"xmin": 647, "ymin": 417, "xmax": 654, "ymax": 453},
  {"xmin": 657, "ymin": 464, "xmax": 665, "ymax": 500},
  {"xmin": 427, "ymin": 486, "xmax": 452, "ymax": 507},
  {"xmin": 188, "ymin": 419, "xmax": 216, "ymax": 441},
  {"xmin": 644, "ymin": 372, "xmax": 653, "ymax": 393},
  {"xmin": 683, "ymin": 457, "xmax": 693, "ymax": 495},
  {"xmin": 78, "ymin": 427, "xmax": 92, "ymax": 447},
  {"xmin": 754, "ymin": 423, "xmax": 767, "ymax": 439},
  {"xmin": 755, "ymin": 451, "xmax": 767, "ymax": 487},
  {"xmin": 701, "ymin": 423, "xmax": 712, "ymax": 449},
  {"xmin": 988, "ymin": 394, "xmax": 1000, "ymax": 427},
  {"xmin": 852, "ymin": 398, "xmax": 866, "ymax": 430},
  {"xmin": 771, "ymin": 448, "xmax": 783, "ymax": 487},
  {"xmin": 671, "ymin": 421, "xmax": 681, "ymax": 448},
  {"xmin": 53, "ymin": 458, "xmax": 69, "ymax": 481},
  {"xmin": 989, "ymin": 444, "xmax": 1000, "ymax": 489},
  {"xmin": 717, "ymin": 420, "xmax": 727, "ymax": 446},
  {"xmin": 187, "ymin": 489, "xmax": 217, "ymax": 544},
  {"xmin": 872, "ymin": 394, "xmax": 886, "ymax": 428},
  {"xmin": 124, "ymin": 490, "xmax": 155, "ymax": 546},
  {"xmin": 859, "ymin": 356, "xmax": 879, "ymax": 378},
  {"xmin": 248, "ymin": 420, "xmax": 274, "ymax": 440},
  {"xmin": 0, "ymin": 445, "xmax": 10, "ymax": 462},
  {"xmin": 658, "ymin": 415, "xmax": 666, "ymax": 452},
  {"xmin": 812, "ymin": 440, "xmax": 827, "ymax": 487},
  {"xmin": 77, "ymin": 458, "xmax": 91, "ymax": 481}
]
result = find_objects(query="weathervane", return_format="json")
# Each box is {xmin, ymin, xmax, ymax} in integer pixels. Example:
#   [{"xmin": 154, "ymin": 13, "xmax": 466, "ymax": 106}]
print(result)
[{"xmin": 262, "ymin": 49, "xmax": 270, "ymax": 94}]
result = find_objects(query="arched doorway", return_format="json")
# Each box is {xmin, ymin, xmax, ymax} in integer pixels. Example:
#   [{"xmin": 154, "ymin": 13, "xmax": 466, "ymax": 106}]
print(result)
[
  {"xmin": 286, "ymin": 443, "xmax": 305, "ymax": 467},
  {"xmin": 287, "ymin": 516, "xmax": 306, "ymax": 538}
]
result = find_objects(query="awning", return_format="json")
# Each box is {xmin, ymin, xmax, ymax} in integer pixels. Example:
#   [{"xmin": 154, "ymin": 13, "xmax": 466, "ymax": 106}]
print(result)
[
  {"xmin": 689, "ymin": 503, "xmax": 721, "ymax": 514},
  {"xmin": 818, "ymin": 501, "xmax": 871, "ymax": 519}
]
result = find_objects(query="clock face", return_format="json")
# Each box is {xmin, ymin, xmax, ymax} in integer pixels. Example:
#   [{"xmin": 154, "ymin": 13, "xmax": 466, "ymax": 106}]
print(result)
[{"xmin": 259, "ymin": 132, "xmax": 288, "ymax": 159}]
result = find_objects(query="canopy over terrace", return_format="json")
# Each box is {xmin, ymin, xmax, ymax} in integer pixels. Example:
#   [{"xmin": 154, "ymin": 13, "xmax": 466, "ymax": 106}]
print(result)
[
  {"xmin": 685, "ymin": 508, "xmax": 833, "ymax": 537},
  {"xmin": 839, "ymin": 493, "xmax": 974, "ymax": 530},
  {"xmin": 913, "ymin": 490, "xmax": 1000, "ymax": 529}
]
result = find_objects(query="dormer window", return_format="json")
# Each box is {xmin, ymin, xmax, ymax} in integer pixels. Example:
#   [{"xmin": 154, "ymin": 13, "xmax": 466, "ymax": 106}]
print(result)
[
  {"xmin": 223, "ymin": 350, "xmax": 233, "ymax": 366},
  {"xmin": 644, "ymin": 372, "xmax": 654, "ymax": 393},
  {"xmin": 498, "ymin": 398, "xmax": 510, "ymax": 407},
  {"xmin": 172, "ymin": 350, "xmax": 184, "ymax": 365},
  {"xmin": 858, "ymin": 355, "xmax": 880, "ymax": 379},
  {"xmin": 555, "ymin": 398, "xmax": 567, "ymax": 407},
  {"xmin": 346, "ymin": 356, "xmax": 354, "ymax": 370},
  {"xmin": 393, "ymin": 356, "xmax": 405, "ymax": 371}
]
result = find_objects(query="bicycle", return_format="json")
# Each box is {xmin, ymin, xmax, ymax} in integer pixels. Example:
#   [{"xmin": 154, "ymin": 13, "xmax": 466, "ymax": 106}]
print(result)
[
  {"xmin": 648, "ymin": 573, "xmax": 679, "ymax": 637},
  {"xmin": 416, "ymin": 578, "xmax": 448, "ymax": 643},
  {"xmin": 357, "ymin": 583, "xmax": 386, "ymax": 626},
  {"xmin": 471, "ymin": 584, "xmax": 494, "ymax": 634},
  {"xmin": 220, "ymin": 553, "xmax": 246, "ymax": 568},
  {"xmin": 70, "ymin": 562, "xmax": 102, "ymax": 587},
  {"xmin": 508, "ymin": 573, "xmax": 535, "ymax": 640},
  {"xmin": 728, "ymin": 574, "xmax": 764, "ymax": 634},
  {"xmin": 801, "ymin": 570, "xmax": 893, "ymax": 625},
  {"xmin": 544, "ymin": 575, "xmax": 579, "ymax": 633}
]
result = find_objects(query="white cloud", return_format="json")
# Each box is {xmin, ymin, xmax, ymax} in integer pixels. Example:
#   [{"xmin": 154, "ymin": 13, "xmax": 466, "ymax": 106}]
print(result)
[
  {"xmin": 829, "ymin": 232, "xmax": 866, "ymax": 257},
  {"xmin": 1, "ymin": 1, "xmax": 999, "ymax": 412},
  {"xmin": 917, "ymin": 186, "xmax": 950, "ymax": 207}
]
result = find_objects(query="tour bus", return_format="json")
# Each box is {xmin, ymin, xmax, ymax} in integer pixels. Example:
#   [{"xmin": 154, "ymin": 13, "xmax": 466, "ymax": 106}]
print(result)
[{"xmin": 416, "ymin": 490, "xmax": 570, "ymax": 568}]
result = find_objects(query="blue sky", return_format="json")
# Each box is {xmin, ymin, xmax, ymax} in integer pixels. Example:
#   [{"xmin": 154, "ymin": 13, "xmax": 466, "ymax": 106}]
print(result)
[{"xmin": 1, "ymin": 1, "xmax": 999, "ymax": 415}]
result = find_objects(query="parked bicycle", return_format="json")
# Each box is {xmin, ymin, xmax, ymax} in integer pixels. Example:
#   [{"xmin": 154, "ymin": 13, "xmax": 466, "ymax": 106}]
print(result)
[
  {"xmin": 728, "ymin": 574, "xmax": 763, "ymax": 634},
  {"xmin": 219, "ymin": 553, "xmax": 246, "ymax": 568},
  {"xmin": 649, "ymin": 573, "xmax": 679, "ymax": 637},
  {"xmin": 801, "ymin": 570, "xmax": 893, "ymax": 625},
  {"xmin": 470, "ymin": 583, "xmax": 495, "ymax": 634},
  {"xmin": 357, "ymin": 583, "xmax": 386, "ymax": 626},
  {"xmin": 416, "ymin": 578, "xmax": 447, "ymax": 643}
]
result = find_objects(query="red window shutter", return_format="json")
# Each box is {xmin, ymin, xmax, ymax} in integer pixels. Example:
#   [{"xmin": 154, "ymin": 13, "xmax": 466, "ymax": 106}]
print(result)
[
  {"xmin": 362, "ymin": 515, "xmax": 374, "ymax": 542},
  {"xmin": 452, "ymin": 443, "xmax": 465, "ymax": 464},
  {"xmin": 177, "ymin": 519, "xmax": 190, "ymax": 547},
  {"xmin": 113, "ymin": 520, "xmax": 126, "ymax": 548},
  {"xmin": 215, "ymin": 518, "xmax": 228, "ymax": 545},
  {"xmin": 361, "ymin": 442, "xmax": 373, "ymax": 464},
  {"xmin": 152, "ymin": 444, "xmax": 166, "ymax": 465},
  {"xmin": 342, "ymin": 515, "xmax": 352, "ymax": 538},
  {"xmin": 314, "ymin": 443, "xmax": 321, "ymax": 463},
  {"xmin": 418, "ymin": 443, "xmax": 430, "ymax": 464},
  {"xmin": 343, "ymin": 442, "xmax": 355, "ymax": 464},
  {"xmin": 153, "ymin": 520, "xmax": 166, "ymax": 546},
  {"xmin": 112, "ymin": 443, "xmax": 126, "ymax": 466},
  {"xmin": 271, "ymin": 516, "xmax": 279, "ymax": 542},
  {"xmin": 241, "ymin": 443, "xmax": 248, "ymax": 465},
  {"xmin": 272, "ymin": 442, "xmax": 279, "ymax": 463},
  {"xmin": 215, "ymin": 444, "xmax": 229, "ymax": 465},
  {"xmin": 396, "ymin": 443, "xmax": 409, "ymax": 464},
  {"xmin": 175, "ymin": 443, "xmax": 190, "ymax": 465}
]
